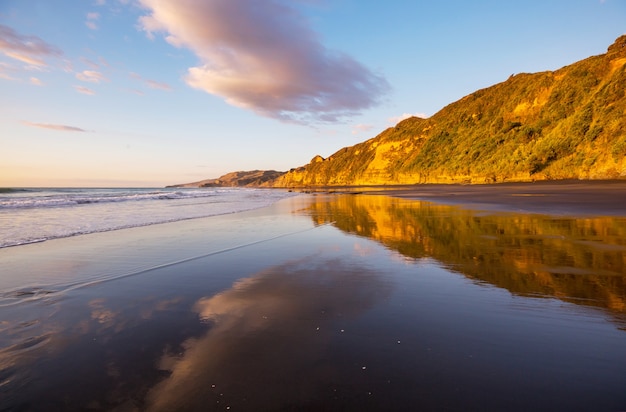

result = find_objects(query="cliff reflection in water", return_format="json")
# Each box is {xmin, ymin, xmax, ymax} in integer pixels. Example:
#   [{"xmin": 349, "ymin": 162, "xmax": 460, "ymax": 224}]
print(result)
[{"xmin": 306, "ymin": 194, "xmax": 626, "ymax": 315}]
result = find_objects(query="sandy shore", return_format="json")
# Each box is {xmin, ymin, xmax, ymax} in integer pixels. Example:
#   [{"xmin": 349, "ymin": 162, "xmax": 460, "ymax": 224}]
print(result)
[
  {"xmin": 359, "ymin": 180, "xmax": 626, "ymax": 216},
  {"xmin": 1, "ymin": 194, "xmax": 625, "ymax": 411}
]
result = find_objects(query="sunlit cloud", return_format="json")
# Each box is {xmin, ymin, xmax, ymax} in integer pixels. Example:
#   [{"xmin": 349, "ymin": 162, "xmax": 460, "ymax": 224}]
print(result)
[
  {"xmin": 388, "ymin": 112, "xmax": 429, "ymax": 125},
  {"xmin": 0, "ymin": 24, "xmax": 62, "ymax": 67},
  {"xmin": 137, "ymin": 0, "xmax": 389, "ymax": 123},
  {"xmin": 74, "ymin": 85, "xmax": 96, "ymax": 95},
  {"xmin": 30, "ymin": 77, "xmax": 43, "ymax": 86},
  {"xmin": 22, "ymin": 121, "xmax": 88, "ymax": 132},
  {"xmin": 76, "ymin": 70, "xmax": 106, "ymax": 83}
]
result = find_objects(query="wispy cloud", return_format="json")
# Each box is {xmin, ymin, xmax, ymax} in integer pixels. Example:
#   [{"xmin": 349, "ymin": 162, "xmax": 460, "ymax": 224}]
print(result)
[
  {"xmin": 0, "ymin": 61, "xmax": 17, "ymax": 80},
  {"xmin": 22, "ymin": 121, "xmax": 88, "ymax": 132},
  {"xmin": 137, "ymin": 0, "xmax": 389, "ymax": 123},
  {"xmin": 86, "ymin": 12, "xmax": 100, "ymax": 30},
  {"xmin": 76, "ymin": 70, "xmax": 107, "ymax": 83},
  {"xmin": 30, "ymin": 77, "xmax": 43, "ymax": 86},
  {"xmin": 352, "ymin": 123, "xmax": 375, "ymax": 135},
  {"xmin": 146, "ymin": 79, "xmax": 172, "ymax": 91},
  {"xmin": 129, "ymin": 71, "xmax": 172, "ymax": 91},
  {"xmin": 0, "ymin": 24, "xmax": 62, "ymax": 67},
  {"xmin": 74, "ymin": 85, "xmax": 96, "ymax": 95},
  {"xmin": 80, "ymin": 57, "xmax": 100, "ymax": 69},
  {"xmin": 387, "ymin": 112, "xmax": 429, "ymax": 125}
]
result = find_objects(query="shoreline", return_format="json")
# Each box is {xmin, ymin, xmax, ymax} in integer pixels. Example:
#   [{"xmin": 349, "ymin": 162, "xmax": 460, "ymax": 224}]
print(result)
[{"xmin": 289, "ymin": 180, "xmax": 626, "ymax": 217}]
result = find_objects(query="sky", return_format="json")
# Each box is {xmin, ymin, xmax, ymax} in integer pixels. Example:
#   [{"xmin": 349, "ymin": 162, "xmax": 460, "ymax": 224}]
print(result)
[{"xmin": 1, "ymin": 0, "xmax": 625, "ymax": 187}]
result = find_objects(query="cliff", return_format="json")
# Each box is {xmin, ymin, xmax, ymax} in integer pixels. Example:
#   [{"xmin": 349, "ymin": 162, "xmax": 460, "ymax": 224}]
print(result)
[
  {"xmin": 270, "ymin": 35, "xmax": 626, "ymax": 187},
  {"xmin": 168, "ymin": 170, "xmax": 285, "ymax": 188}
]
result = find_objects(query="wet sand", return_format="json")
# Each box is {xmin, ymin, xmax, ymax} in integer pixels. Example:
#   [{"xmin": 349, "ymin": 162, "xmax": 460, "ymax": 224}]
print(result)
[
  {"xmin": 369, "ymin": 180, "xmax": 626, "ymax": 216},
  {"xmin": 1, "ymin": 192, "xmax": 626, "ymax": 411}
]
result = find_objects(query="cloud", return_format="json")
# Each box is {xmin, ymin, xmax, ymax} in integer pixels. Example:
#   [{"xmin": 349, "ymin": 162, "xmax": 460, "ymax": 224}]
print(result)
[
  {"xmin": 76, "ymin": 70, "xmax": 106, "ymax": 83},
  {"xmin": 130, "ymin": 71, "xmax": 172, "ymax": 91},
  {"xmin": 146, "ymin": 79, "xmax": 172, "ymax": 90},
  {"xmin": 80, "ymin": 57, "xmax": 100, "ymax": 69},
  {"xmin": 137, "ymin": 0, "xmax": 389, "ymax": 123},
  {"xmin": 351, "ymin": 123, "xmax": 375, "ymax": 135},
  {"xmin": 30, "ymin": 77, "xmax": 43, "ymax": 86},
  {"xmin": 387, "ymin": 112, "xmax": 429, "ymax": 125},
  {"xmin": 144, "ymin": 257, "xmax": 391, "ymax": 411},
  {"xmin": 86, "ymin": 12, "xmax": 100, "ymax": 30},
  {"xmin": 0, "ymin": 24, "xmax": 62, "ymax": 67},
  {"xmin": 22, "ymin": 121, "xmax": 88, "ymax": 132},
  {"xmin": 74, "ymin": 85, "xmax": 96, "ymax": 95}
]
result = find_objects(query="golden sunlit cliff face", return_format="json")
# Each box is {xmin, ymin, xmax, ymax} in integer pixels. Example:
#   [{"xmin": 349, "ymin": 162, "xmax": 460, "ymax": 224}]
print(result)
[
  {"xmin": 270, "ymin": 35, "xmax": 626, "ymax": 187},
  {"xmin": 305, "ymin": 195, "xmax": 626, "ymax": 315}
]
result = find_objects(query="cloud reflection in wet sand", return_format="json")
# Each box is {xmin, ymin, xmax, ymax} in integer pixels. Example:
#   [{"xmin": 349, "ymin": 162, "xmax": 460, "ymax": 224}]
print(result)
[{"xmin": 145, "ymin": 257, "xmax": 392, "ymax": 411}]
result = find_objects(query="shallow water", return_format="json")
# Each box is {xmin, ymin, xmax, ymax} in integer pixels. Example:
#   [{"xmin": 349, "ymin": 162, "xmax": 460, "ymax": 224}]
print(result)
[{"xmin": 1, "ymin": 194, "xmax": 625, "ymax": 411}]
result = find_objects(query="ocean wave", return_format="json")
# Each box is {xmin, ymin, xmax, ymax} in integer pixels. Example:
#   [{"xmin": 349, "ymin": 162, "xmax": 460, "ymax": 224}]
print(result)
[
  {"xmin": 0, "ymin": 188, "xmax": 298, "ymax": 249},
  {"xmin": 0, "ymin": 188, "xmax": 233, "ymax": 209}
]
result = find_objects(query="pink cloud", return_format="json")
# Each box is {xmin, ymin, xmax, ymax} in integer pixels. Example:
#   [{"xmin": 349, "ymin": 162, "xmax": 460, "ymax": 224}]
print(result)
[
  {"xmin": 0, "ymin": 24, "xmax": 62, "ymax": 67},
  {"xmin": 76, "ymin": 70, "xmax": 107, "ymax": 83},
  {"xmin": 30, "ymin": 77, "xmax": 43, "ymax": 86},
  {"xmin": 22, "ymin": 121, "xmax": 88, "ymax": 132},
  {"xmin": 74, "ymin": 85, "xmax": 96, "ymax": 95},
  {"xmin": 351, "ymin": 123, "xmax": 375, "ymax": 135},
  {"xmin": 146, "ymin": 79, "xmax": 172, "ymax": 90},
  {"xmin": 137, "ymin": 0, "xmax": 389, "ymax": 123},
  {"xmin": 129, "ymin": 71, "xmax": 172, "ymax": 91}
]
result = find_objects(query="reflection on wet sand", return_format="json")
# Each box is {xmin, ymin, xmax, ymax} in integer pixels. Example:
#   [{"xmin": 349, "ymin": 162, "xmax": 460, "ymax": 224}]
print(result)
[
  {"xmin": 145, "ymin": 257, "xmax": 391, "ymax": 411},
  {"xmin": 306, "ymin": 195, "xmax": 626, "ymax": 316}
]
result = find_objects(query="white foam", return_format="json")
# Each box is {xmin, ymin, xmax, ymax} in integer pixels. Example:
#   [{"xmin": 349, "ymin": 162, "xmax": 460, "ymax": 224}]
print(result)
[{"xmin": 0, "ymin": 188, "xmax": 296, "ymax": 248}]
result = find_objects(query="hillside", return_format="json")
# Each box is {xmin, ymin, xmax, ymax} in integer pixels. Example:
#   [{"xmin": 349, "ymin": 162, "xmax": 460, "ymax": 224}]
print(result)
[
  {"xmin": 168, "ymin": 170, "xmax": 284, "ymax": 188},
  {"xmin": 269, "ymin": 35, "xmax": 626, "ymax": 187}
]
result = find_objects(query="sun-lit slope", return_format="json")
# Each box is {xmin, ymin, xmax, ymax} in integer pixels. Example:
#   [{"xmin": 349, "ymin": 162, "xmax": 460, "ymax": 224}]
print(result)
[{"xmin": 271, "ymin": 35, "xmax": 626, "ymax": 187}]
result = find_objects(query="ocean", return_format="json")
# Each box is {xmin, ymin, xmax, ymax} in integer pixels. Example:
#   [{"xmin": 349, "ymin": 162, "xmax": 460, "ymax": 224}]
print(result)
[{"xmin": 0, "ymin": 187, "xmax": 296, "ymax": 249}]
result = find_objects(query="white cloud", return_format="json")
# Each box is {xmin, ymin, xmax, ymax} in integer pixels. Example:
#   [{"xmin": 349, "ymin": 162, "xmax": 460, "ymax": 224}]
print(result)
[
  {"xmin": 137, "ymin": 0, "xmax": 389, "ymax": 123},
  {"xmin": 76, "ymin": 70, "xmax": 106, "ymax": 83},
  {"xmin": 0, "ymin": 24, "xmax": 62, "ymax": 67},
  {"xmin": 387, "ymin": 112, "xmax": 429, "ymax": 125}
]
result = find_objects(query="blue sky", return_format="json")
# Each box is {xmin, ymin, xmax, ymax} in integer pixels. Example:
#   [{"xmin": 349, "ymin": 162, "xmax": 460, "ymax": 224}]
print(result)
[{"xmin": 1, "ymin": 0, "xmax": 624, "ymax": 187}]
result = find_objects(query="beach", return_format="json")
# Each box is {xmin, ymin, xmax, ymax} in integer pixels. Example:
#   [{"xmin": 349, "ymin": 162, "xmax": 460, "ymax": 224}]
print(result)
[{"xmin": 1, "ymin": 186, "xmax": 626, "ymax": 411}]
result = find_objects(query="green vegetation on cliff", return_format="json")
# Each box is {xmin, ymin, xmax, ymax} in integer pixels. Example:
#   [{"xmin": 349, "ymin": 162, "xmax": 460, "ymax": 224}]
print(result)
[{"xmin": 272, "ymin": 35, "xmax": 626, "ymax": 187}]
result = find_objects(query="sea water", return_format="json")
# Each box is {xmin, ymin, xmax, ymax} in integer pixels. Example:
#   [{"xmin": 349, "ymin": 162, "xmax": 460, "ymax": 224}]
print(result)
[{"xmin": 0, "ymin": 187, "xmax": 296, "ymax": 248}]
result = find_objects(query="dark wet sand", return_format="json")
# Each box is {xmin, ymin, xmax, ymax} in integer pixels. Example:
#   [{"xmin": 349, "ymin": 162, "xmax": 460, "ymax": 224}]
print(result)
[
  {"xmin": 365, "ymin": 180, "xmax": 626, "ymax": 216},
  {"xmin": 1, "ymin": 193, "xmax": 626, "ymax": 411}
]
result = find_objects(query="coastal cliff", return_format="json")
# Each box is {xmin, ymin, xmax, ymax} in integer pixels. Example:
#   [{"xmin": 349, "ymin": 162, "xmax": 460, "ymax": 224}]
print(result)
[
  {"xmin": 168, "ymin": 170, "xmax": 284, "ymax": 188},
  {"xmin": 269, "ymin": 35, "xmax": 626, "ymax": 187}
]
